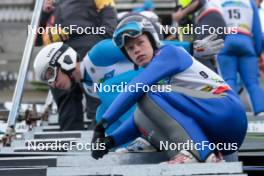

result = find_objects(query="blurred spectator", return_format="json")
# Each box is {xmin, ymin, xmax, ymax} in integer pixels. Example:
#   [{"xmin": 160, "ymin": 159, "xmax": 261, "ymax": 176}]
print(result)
[
  {"xmin": 172, "ymin": 0, "xmax": 198, "ymax": 25},
  {"xmin": 259, "ymin": 52, "xmax": 264, "ymax": 76},
  {"xmin": 256, "ymin": 0, "xmax": 263, "ymax": 7},
  {"xmin": 194, "ymin": 0, "xmax": 226, "ymax": 72},
  {"xmin": 218, "ymin": 0, "xmax": 264, "ymax": 115},
  {"xmin": 171, "ymin": 0, "xmax": 226, "ymax": 72},
  {"xmin": 132, "ymin": 0, "xmax": 155, "ymax": 12},
  {"xmin": 171, "ymin": 0, "xmax": 199, "ymax": 41},
  {"xmin": 35, "ymin": 0, "xmax": 117, "ymax": 130},
  {"xmin": 256, "ymin": 0, "xmax": 264, "ymax": 33},
  {"xmin": 256, "ymin": 0, "xmax": 264, "ymax": 76}
]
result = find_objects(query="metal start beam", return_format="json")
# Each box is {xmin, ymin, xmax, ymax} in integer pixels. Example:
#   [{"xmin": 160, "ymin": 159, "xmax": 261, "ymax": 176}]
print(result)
[
  {"xmin": 0, "ymin": 166, "xmax": 47, "ymax": 176},
  {"xmin": 0, "ymin": 156, "xmax": 57, "ymax": 167},
  {"xmin": 46, "ymin": 162, "xmax": 244, "ymax": 176}
]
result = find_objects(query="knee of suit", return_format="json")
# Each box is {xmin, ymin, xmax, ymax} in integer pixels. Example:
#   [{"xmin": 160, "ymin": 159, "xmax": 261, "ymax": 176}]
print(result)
[{"xmin": 133, "ymin": 95, "xmax": 205, "ymax": 160}]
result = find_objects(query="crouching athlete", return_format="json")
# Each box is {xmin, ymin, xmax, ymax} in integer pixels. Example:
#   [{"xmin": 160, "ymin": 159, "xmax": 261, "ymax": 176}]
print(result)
[{"xmin": 90, "ymin": 16, "xmax": 248, "ymax": 164}]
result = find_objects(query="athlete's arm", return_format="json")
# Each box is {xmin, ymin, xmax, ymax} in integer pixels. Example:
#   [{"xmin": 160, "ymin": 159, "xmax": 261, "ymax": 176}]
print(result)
[
  {"xmin": 102, "ymin": 45, "xmax": 192, "ymax": 126},
  {"xmin": 182, "ymin": 0, "xmax": 205, "ymax": 16},
  {"xmin": 172, "ymin": 0, "xmax": 205, "ymax": 22},
  {"xmin": 251, "ymin": 0, "xmax": 263, "ymax": 56}
]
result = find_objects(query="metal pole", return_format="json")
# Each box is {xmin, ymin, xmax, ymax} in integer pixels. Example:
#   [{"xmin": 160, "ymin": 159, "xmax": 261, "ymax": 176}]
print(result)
[{"xmin": 6, "ymin": 0, "xmax": 44, "ymax": 129}]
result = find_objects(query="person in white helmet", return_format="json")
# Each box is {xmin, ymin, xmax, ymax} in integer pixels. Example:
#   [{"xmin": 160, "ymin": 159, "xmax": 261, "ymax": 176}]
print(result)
[
  {"xmin": 34, "ymin": 43, "xmax": 77, "ymax": 90},
  {"xmin": 35, "ymin": 0, "xmax": 118, "ymax": 130},
  {"xmin": 33, "ymin": 37, "xmax": 137, "ymax": 135}
]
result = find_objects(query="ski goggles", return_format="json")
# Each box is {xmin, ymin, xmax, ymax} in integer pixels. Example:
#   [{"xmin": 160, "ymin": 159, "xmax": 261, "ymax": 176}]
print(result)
[
  {"xmin": 41, "ymin": 44, "xmax": 69, "ymax": 85},
  {"xmin": 113, "ymin": 21, "xmax": 143, "ymax": 48},
  {"xmin": 41, "ymin": 66, "xmax": 58, "ymax": 85}
]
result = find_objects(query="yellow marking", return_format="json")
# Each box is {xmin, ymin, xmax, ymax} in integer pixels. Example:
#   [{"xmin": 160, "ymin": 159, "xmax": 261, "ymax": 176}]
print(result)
[{"xmin": 95, "ymin": 0, "xmax": 115, "ymax": 11}]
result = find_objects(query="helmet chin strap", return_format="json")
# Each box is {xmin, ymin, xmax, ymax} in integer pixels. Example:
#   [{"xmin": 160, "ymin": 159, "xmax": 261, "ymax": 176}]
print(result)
[
  {"xmin": 68, "ymin": 73, "xmax": 77, "ymax": 90},
  {"xmin": 60, "ymin": 68, "xmax": 77, "ymax": 90},
  {"xmin": 134, "ymin": 64, "xmax": 139, "ymax": 70}
]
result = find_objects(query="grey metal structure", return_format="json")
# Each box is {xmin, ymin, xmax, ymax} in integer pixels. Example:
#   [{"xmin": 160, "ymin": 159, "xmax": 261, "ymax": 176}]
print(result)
[{"xmin": 6, "ymin": 0, "xmax": 44, "ymax": 129}]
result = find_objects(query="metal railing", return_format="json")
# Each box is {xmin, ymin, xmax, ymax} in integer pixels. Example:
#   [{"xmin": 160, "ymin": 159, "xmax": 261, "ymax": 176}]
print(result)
[{"xmin": 5, "ymin": 0, "xmax": 44, "ymax": 134}]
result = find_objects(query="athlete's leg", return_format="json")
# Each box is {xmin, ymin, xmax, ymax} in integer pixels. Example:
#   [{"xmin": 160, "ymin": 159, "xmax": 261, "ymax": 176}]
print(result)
[
  {"xmin": 158, "ymin": 90, "xmax": 247, "ymax": 155},
  {"xmin": 134, "ymin": 93, "xmax": 212, "ymax": 161},
  {"xmin": 217, "ymin": 36, "xmax": 239, "ymax": 91},
  {"xmin": 217, "ymin": 54, "xmax": 238, "ymax": 91},
  {"xmin": 239, "ymin": 55, "xmax": 264, "ymax": 114}
]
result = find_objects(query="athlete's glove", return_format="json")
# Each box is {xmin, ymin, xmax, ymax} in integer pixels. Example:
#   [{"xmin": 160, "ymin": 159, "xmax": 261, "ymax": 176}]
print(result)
[
  {"xmin": 91, "ymin": 119, "xmax": 107, "ymax": 144},
  {"xmin": 91, "ymin": 119, "xmax": 114, "ymax": 159},
  {"xmin": 91, "ymin": 136, "xmax": 115, "ymax": 160},
  {"xmin": 193, "ymin": 34, "xmax": 224, "ymax": 59}
]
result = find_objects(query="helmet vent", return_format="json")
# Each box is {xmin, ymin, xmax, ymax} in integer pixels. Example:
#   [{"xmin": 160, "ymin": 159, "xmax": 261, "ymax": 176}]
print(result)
[{"xmin": 63, "ymin": 55, "xmax": 73, "ymax": 64}]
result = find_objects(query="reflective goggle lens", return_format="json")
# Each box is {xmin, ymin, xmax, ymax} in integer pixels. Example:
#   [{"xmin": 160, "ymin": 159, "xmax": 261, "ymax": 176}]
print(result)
[
  {"xmin": 42, "ymin": 66, "xmax": 57, "ymax": 85},
  {"xmin": 113, "ymin": 22, "xmax": 143, "ymax": 48}
]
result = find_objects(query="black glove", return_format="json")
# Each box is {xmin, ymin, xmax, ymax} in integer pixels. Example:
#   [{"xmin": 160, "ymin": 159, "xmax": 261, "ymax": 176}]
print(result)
[
  {"xmin": 91, "ymin": 136, "xmax": 115, "ymax": 160},
  {"xmin": 91, "ymin": 119, "xmax": 107, "ymax": 144}
]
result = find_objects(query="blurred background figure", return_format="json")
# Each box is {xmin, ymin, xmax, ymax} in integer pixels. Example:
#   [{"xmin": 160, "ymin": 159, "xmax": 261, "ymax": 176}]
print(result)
[
  {"xmin": 218, "ymin": 0, "xmax": 264, "ymax": 116},
  {"xmin": 171, "ymin": 0, "xmax": 226, "ymax": 72},
  {"xmin": 132, "ymin": 0, "xmax": 155, "ymax": 12},
  {"xmin": 171, "ymin": 0, "xmax": 197, "ymax": 42},
  {"xmin": 255, "ymin": 0, "xmax": 264, "ymax": 76}
]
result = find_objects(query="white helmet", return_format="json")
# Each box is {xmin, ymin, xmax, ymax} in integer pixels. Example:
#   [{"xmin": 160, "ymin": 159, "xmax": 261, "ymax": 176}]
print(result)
[
  {"xmin": 117, "ymin": 11, "xmax": 129, "ymax": 21},
  {"xmin": 139, "ymin": 11, "xmax": 159, "ymax": 24},
  {"xmin": 113, "ymin": 14, "xmax": 161, "ymax": 57},
  {"xmin": 33, "ymin": 42, "xmax": 77, "ymax": 84}
]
